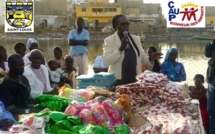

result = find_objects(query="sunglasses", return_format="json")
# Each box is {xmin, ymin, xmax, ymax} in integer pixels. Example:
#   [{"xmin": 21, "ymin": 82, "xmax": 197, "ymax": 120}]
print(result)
[{"xmin": 119, "ymin": 22, "xmax": 130, "ymax": 26}]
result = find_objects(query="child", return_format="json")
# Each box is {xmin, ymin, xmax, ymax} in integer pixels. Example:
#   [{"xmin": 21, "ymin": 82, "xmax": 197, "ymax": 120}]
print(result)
[
  {"xmin": 188, "ymin": 74, "xmax": 209, "ymax": 132},
  {"xmin": 48, "ymin": 60, "xmax": 65, "ymax": 88},
  {"xmin": 0, "ymin": 46, "xmax": 9, "ymax": 78},
  {"xmin": 142, "ymin": 46, "xmax": 161, "ymax": 72},
  {"xmin": 63, "ymin": 55, "xmax": 77, "ymax": 86},
  {"xmin": 14, "ymin": 42, "xmax": 27, "ymax": 57},
  {"xmin": 53, "ymin": 47, "xmax": 65, "ymax": 67}
]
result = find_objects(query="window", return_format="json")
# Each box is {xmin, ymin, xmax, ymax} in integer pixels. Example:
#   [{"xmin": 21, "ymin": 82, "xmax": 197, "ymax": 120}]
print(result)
[
  {"xmin": 104, "ymin": 8, "xmax": 117, "ymax": 12},
  {"xmin": 92, "ymin": 8, "xmax": 96, "ymax": 12},
  {"xmin": 92, "ymin": 8, "xmax": 103, "ymax": 13},
  {"xmin": 82, "ymin": 8, "xmax": 86, "ymax": 12}
]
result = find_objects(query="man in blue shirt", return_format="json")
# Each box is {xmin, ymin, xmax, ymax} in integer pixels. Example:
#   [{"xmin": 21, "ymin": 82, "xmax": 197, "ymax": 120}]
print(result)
[{"xmin": 68, "ymin": 17, "xmax": 90, "ymax": 75}]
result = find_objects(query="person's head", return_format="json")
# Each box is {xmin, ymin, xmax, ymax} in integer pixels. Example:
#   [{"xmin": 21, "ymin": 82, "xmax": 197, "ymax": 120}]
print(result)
[
  {"xmin": 29, "ymin": 49, "xmax": 43, "ymax": 69},
  {"xmin": 164, "ymin": 48, "xmax": 178, "ymax": 62},
  {"xmin": 59, "ymin": 77, "xmax": 71, "ymax": 88},
  {"xmin": 112, "ymin": 14, "xmax": 129, "ymax": 34},
  {"xmin": 53, "ymin": 47, "xmax": 62, "ymax": 60},
  {"xmin": 27, "ymin": 38, "xmax": 39, "ymax": 51},
  {"xmin": 76, "ymin": 18, "xmax": 84, "ymax": 29},
  {"xmin": 8, "ymin": 54, "xmax": 24, "ymax": 76},
  {"xmin": 48, "ymin": 60, "xmax": 58, "ymax": 71},
  {"xmin": 147, "ymin": 46, "xmax": 157, "ymax": 56},
  {"xmin": 14, "ymin": 42, "xmax": 27, "ymax": 57},
  {"xmin": 64, "ymin": 55, "xmax": 74, "ymax": 69},
  {"xmin": 0, "ymin": 45, "xmax": 7, "ymax": 61},
  {"xmin": 193, "ymin": 74, "xmax": 204, "ymax": 88}
]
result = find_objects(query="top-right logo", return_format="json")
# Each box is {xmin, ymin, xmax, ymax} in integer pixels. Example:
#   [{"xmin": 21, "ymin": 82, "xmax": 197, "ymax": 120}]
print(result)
[{"xmin": 167, "ymin": 1, "xmax": 205, "ymax": 28}]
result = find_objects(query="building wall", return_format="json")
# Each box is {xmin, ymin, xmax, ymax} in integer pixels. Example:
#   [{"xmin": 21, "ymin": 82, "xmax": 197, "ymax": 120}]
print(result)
[
  {"xmin": 35, "ymin": 0, "xmax": 67, "ymax": 16},
  {"xmin": 126, "ymin": 8, "xmax": 139, "ymax": 15},
  {"xmin": 205, "ymin": 6, "xmax": 215, "ymax": 16},
  {"xmin": 129, "ymin": 22, "xmax": 149, "ymax": 34},
  {"xmin": 88, "ymin": 0, "xmax": 109, "ymax": 3},
  {"xmin": 67, "ymin": 1, "xmax": 74, "ymax": 27},
  {"xmin": 114, "ymin": 0, "xmax": 162, "ymax": 21},
  {"xmin": 138, "ymin": 4, "xmax": 161, "ymax": 15},
  {"xmin": 0, "ymin": 0, "xmax": 5, "ymax": 25},
  {"xmin": 35, "ymin": 15, "xmax": 67, "ymax": 28},
  {"xmin": 76, "ymin": 3, "xmax": 122, "ymax": 24},
  {"xmin": 206, "ymin": 16, "xmax": 215, "ymax": 25}
]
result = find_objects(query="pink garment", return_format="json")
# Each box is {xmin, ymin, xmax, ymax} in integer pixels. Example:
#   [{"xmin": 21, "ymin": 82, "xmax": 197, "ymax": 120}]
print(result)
[{"xmin": 31, "ymin": 67, "xmax": 48, "ymax": 92}]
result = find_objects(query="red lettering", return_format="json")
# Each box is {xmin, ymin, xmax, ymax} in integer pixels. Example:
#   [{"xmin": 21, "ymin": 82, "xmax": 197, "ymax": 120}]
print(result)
[{"xmin": 170, "ymin": 22, "xmax": 190, "ymax": 26}]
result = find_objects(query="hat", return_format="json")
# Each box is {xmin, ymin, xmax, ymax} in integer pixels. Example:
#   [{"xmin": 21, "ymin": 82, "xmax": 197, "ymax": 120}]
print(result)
[{"xmin": 27, "ymin": 38, "xmax": 39, "ymax": 48}]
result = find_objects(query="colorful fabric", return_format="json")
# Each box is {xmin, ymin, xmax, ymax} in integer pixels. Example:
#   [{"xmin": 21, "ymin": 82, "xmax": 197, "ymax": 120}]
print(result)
[
  {"xmin": 0, "ymin": 101, "xmax": 17, "ymax": 123},
  {"xmin": 160, "ymin": 48, "xmax": 186, "ymax": 82}
]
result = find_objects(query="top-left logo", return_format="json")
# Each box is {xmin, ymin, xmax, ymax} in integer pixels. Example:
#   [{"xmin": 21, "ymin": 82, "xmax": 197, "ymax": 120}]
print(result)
[{"xmin": 5, "ymin": 0, "xmax": 34, "ymax": 33}]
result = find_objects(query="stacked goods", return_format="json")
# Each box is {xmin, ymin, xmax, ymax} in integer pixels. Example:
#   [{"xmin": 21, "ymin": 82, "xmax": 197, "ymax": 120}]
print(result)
[
  {"xmin": 76, "ymin": 73, "xmax": 116, "ymax": 89},
  {"xmin": 111, "ymin": 70, "xmax": 187, "ymax": 110},
  {"xmin": 135, "ymin": 113, "xmax": 199, "ymax": 134},
  {"xmin": 59, "ymin": 85, "xmax": 95, "ymax": 102},
  {"xmin": 76, "ymin": 74, "xmax": 95, "ymax": 89},
  {"xmin": 64, "ymin": 97, "xmax": 124, "ymax": 128},
  {"xmin": 93, "ymin": 72, "xmax": 116, "ymax": 87},
  {"xmin": 109, "ymin": 70, "xmax": 200, "ymax": 133}
]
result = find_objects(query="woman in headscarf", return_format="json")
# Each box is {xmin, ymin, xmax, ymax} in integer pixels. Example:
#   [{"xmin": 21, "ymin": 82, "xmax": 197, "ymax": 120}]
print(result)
[
  {"xmin": 23, "ymin": 38, "xmax": 39, "ymax": 66},
  {"xmin": 103, "ymin": 14, "xmax": 162, "ymax": 85},
  {"xmin": 160, "ymin": 48, "xmax": 186, "ymax": 82}
]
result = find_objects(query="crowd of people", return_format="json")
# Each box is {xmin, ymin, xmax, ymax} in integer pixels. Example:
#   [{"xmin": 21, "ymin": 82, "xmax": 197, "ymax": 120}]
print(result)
[{"xmin": 0, "ymin": 14, "xmax": 213, "ymax": 133}]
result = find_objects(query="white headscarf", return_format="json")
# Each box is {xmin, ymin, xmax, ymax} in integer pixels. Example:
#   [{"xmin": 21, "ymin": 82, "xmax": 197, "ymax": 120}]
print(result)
[{"xmin": 27, "ymin": 38, "xmax": 39, "ymax": 48}]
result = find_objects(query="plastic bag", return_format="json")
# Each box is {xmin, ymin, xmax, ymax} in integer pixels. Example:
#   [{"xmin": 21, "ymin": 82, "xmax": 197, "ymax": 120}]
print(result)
[
  {"xmin": 35, "ymin": 95, "xmax": 72, "ymax": 112},
  {"xmin": 34, "ymin": 111, "xmax": 66, "ymax": 123},
  {"xmin": 64, "ymin": 102, "xmax": 87, "ymax": 116},
  {"xmin": 79, "ymin": 124, "xmax": 111, "ymax": 134},
  {"xmin": 59, "ymin": 87, "xmax": 95, "ymax": 102},
  {"xmin": 102, "ymin": 100, "xmax": 123, "ymax": 126},
  {"xmin": 78, "ymin": 108, "xmax": 97, "ymax": 125},
  {"xmin": 115, "ymin": 125, "xmax": 130, "ymax": 134},
  {"xmin": 90, "ymin": 102, "xmax": 108, "ymax": 126},
  {"xmin": 22, "ymin": 116, "xmax": 45, "ymax": 129},
  {"xmin": 58, "ymin": 84, "xmax": 73, "ymax": 98},
  {"xmin": 69, "ymin": 89, "xmax": 95, "ymax": 102}
]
